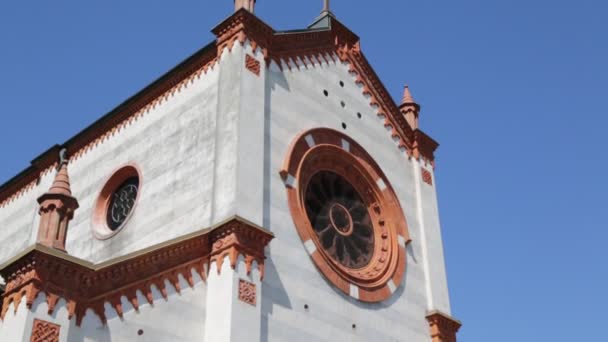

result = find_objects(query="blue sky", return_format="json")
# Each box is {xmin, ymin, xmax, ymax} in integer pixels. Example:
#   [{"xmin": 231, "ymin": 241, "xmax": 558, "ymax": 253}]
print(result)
[{"xmin": 1, "ymin": 1, "xmax": 605, "ymax": 340}]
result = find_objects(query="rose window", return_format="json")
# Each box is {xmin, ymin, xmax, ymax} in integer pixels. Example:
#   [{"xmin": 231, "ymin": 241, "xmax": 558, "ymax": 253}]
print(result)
[
  {"xmin": 304, "ymin": 171, "xmax": 374, "ymax": 269},
  {"xmin": 282, "ymin": 128, "xmax": 411, "ymax": 302}
]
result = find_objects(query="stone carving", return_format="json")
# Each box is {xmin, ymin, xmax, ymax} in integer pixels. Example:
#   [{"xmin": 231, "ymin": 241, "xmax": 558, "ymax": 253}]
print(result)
[
  {"xmin": 238, "ymin": 279, "xmax": 256, "ymax": 306},
  {"xmin": 426, "ymin": 311, "xmax": 462, "ymax": 342},
  {"xmin": 282, "ymin": 128, "xmax": 411, "ymax": 302},
  {"xmin": 0, "ymin": 218, "xmax": 272, "ymax": 326},
  {"xmin": 1, "ymin": 8, "xmax": 441, "ymax": 209},
  {"xmin": 30, "ymin": 319, "xmax": 60, "ymax": 342},
  {"xmin": 245, "ymin": 54, "xmax": 261, "ymax": 76},
  {"xmin": 36, "ymin": 156, "xmax": 79, "ymax": 252},
  {"xmin": 209, "ymin": 220, "xmax": 274, "ymax": 279},
  {"xmin": 421, "ymin": 168, "xmax": 433, "ymax": 186}
]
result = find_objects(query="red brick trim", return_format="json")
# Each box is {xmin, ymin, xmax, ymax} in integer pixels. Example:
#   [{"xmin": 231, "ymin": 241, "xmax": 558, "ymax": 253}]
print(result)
[
  {"xmin": 36, "ymin": 162, "xmax": 79, "ymax": 252},
  {"xmin": 421, "ymin": 168, "xmax": 433, "ymax": 186},
  {"xmin": 30, "ymin": 319, "xmax": 60, "ymax": 342},
  {"xmin": 238, "ymin": 279, "xmax": 256, "ymax": 306},
  {"xmin": 0, "ymin": 218, "xmax": 272, "ymax": 326},
  {"xmin": 426, "ymin": 311, "xmax": 462, "ymax": 342},
  {"xmin": 0, "ymin": 44, "xmax": 218, "ymax": 209},
  {"xmin": 209, "ymin": 219, "xmax": 273, "ymax": 280},
  {"xmin": 245, "ymin": 54, "xmax": 261, "ymax": 76},
  {"xmin": 0, "ymin": 10, "xmax": 439, "ymax": 211},
  {"xmin": 281, "ymin": 128, "xmax": 410, "ymax": 302},
  {"xmin": 91, "ymin": 164, "xmax": 142, "ymax": 240}
]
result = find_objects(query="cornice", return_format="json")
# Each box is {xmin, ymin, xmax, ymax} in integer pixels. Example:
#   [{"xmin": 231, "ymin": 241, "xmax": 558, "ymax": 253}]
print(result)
[
  {"xmin": 0, "ymin": 10, "xmax": 440, "ymax": 210},
  {"xmin": 213, "ymin": 9, "xmax": 274, "ymax": 55},
  {"xmin": 344, "ymin": 49, "xmax": 414, "ymax": 149},
  {"xmin": 413, "ymin": 129, "xmax": 440, "ymax": 166},
  {"xmin": 426, "ymin": 311, "xmax": 462, "ymax": 342},
  {"xmin": 0, "ymin": 217, "xmax": 273, "ymax": 325},
  {"xmin": 0, "ymin": 43, "xmax": 219, "ymax": 209}
]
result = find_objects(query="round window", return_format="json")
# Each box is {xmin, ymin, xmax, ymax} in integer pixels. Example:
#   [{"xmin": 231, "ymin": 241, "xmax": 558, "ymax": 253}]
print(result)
[
  {"xmin": 305, "ymin": 171, "xmax": 374, "ymax": 269},
  {"xmin": 106, "ymin": 176, "xmax": 139, "ymax": 231},
  {"xmin": 282, "ymin": 129, "xmax": 410, "ymax": 302},
  {"xmin": 92, "ymin": 165, "xmax": 141, "ymax": 240}
]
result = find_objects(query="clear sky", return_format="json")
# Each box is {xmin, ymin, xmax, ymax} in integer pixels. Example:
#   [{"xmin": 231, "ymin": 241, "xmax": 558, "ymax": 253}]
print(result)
[{"xmin": 0, "ymin": 1, "xmax": 605, "ymax": 341}]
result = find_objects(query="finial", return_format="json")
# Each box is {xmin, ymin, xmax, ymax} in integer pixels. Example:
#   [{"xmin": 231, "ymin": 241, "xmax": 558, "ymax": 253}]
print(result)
[
  {"xmin": 399, "ymin": 85, "xmax": 421, "ymax": 130},
  {"xmin": 48, "ymin": 149, "xmax": 73, "ymax": 196},
  {"xmin": 402, "ymin": 85, "xmax": 416, "ymax": 105},
  {"xmin": 58, "ymin": 148, "xmax": 68, "ymax": 168},
  {"xmin": 322, "ymin": 0, "xmax": 332, "ymax": 14}
]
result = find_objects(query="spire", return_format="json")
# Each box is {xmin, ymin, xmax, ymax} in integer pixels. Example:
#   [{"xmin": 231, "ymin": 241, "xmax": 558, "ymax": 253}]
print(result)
[
  {"xmin": 36, "ymin": 149, "xmax": 79, "ymax": 252},
  {"xmin": 322, "ymin": 0, "xmax": 332, "ymax": 15},
  {"xmin": 402, "ymin": 85, "xmax": 416, "ymax": 105},
  {"xmin": 234, "ymin": 0, "xmax": 256, "ymax": 13},
  {"xmin": 47, "ymin": 151, "xmax": 73, "ymax": 196},
  {"xmin": 399, "ymin": 85, "xmax": 421, "ymax": 130}
]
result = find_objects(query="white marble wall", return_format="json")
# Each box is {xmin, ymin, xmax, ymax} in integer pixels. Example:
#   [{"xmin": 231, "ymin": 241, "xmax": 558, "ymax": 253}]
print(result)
[
  {"xmin": 0, "ymin": 35, "xmax": 452, "ymax": 341},
  {"xmin": 260, "ymin": 52, "xmax": 448, "ymax": 341},
  {"xmin": 0, "ymin": 179, "xmax": 45, "ymax": 268},
  {"xmin": 0, "ymin": 54, "xmax": 223, "ymax": 266}
]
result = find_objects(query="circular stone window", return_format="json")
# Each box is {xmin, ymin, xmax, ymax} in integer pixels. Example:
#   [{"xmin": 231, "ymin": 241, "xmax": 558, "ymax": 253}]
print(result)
[
  {"xmin": 281, "ymin": 128, "xmax": 410, "ymax": 302},
  {"xmin": 305, "ymin": 171, "xmax": 374, "ymax": 269},
  {"xmin": 92, "ymin": 165, "xmax": 142, "ymax": 240}
]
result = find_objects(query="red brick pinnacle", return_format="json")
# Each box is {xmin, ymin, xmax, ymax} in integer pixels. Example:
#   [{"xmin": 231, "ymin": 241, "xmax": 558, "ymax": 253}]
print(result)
[
  {"xmin": 402, "ymin": 85, "xmax": 416, "ymax": 105},
  {"xmin": 47, "ymin": 162, "xmax": 73, "ymax": 196}
]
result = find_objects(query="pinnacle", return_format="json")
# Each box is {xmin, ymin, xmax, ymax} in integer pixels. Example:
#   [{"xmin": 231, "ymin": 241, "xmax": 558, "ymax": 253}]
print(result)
[
  {"xmin": 401, "ymin": 85, "xmax": 416, "ymax": 105},
  {"xmin": 47, "ymin": 161, "xmax": 73, "ymax": 196}
]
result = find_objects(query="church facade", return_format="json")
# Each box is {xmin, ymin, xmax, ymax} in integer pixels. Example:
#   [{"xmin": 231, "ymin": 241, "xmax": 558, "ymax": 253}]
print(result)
[{"xmin": 0, "ymin": 2, "xmax": 461, "ymax": 341}]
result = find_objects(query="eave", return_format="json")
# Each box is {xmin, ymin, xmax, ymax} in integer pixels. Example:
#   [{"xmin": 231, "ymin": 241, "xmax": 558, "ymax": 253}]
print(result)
[
  {"xmin": 0, "ymin": 42, "xmax": 218, "ymax": 208},
  {"xmin": 0, "ymin": 216, "xmax": 273, "ymax": 325},
  {"xmin": 0, "ymin": 9, "xmax": 439, "ymax": 208}
]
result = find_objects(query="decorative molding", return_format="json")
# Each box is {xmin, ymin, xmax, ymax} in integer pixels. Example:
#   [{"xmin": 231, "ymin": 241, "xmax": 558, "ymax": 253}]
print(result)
[
  {"xmin": 212, "ymin": 9, "xmax": 273, "ymax": 58},
  {"xmin": 0, "ymin": 179, "xmax": 38, "ymax": 209},
  {"xmin": 245, "ymin": 54, "xmax": 261, "ymax": 76},
  {"xmin": 238, "ymin": 279, "xmax": 256, "ymax": 306},
  {"xmin": 214, "ymin": 10, "xmax": 438, "ymax": 166},
  {"xmin": 413, "ymin": 130, "xmax": 440, "ymax": 168},
  {"xmin": 281, "ymin": 128, "xmax": 410, "ymax": 302},
  {"xmin": 421, "ymin": 168, "xmax": 433, "ymax": 186},
  {"xmin": 0, "ymin": 44, "xmax": 218, "ymax": 209},
  {"xmin": 36, "ymin": 160, "xmax": 79, "ymax": 252},
  {"xmin": 0, "ymin": 218, "xmax": 272, "ymax": 326},
  {"xmin": 209, "ymin": 219, "xmax": 273, "ymax": 280},
  {"xmin": 426, "ymin": 311, "xmax": 462, "ymax": 342},
  {"xmin": 0, "ymin": 9, "xmax": 439, "ymax": 213},
  {"xmin": 30, "ymin": 319, "xmax": 60, "ymax": 342},
  {"xmin": 91, "ymin": 164, "xmax": 142, "ymax": 240}
]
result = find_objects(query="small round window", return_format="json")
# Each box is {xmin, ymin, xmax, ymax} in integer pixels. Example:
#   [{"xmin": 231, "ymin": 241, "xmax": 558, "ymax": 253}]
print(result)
[
  {"xmin": 92, "ymin": 165, "xmax": 141, "ymax": 239},
  {"xmin": 106, "ymin": 176, "xmax": 139, "ymax": 231}
]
